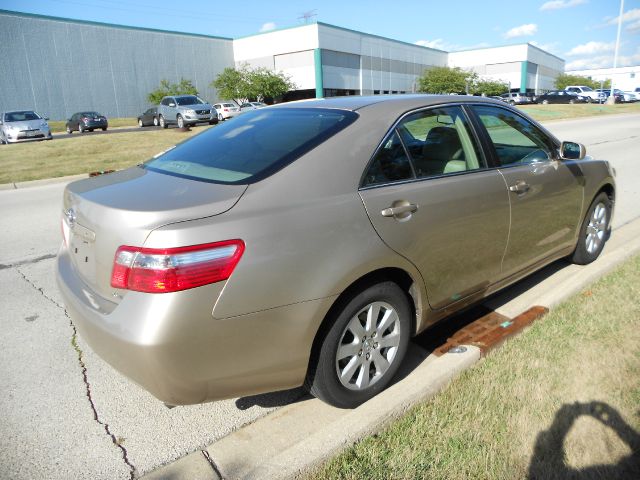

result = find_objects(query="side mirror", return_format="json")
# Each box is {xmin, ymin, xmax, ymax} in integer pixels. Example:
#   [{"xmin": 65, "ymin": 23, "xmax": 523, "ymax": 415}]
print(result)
[{"xmin": 559, "ymin": 141, "xmax": 586, "ymax": 160}]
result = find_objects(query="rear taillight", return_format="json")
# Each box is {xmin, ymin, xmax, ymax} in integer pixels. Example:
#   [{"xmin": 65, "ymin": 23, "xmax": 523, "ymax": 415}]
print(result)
[
  {"xmin": 110, "ymin": 240, "xmax": 245, "ymax": 293},
  {"xmin": 223, "ymin": 108, "xmax": 229, "ymax": 112}
]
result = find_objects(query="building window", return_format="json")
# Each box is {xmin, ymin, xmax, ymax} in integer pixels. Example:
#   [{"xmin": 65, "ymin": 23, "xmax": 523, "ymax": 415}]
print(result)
[
  {"xmin": 374, "ymin": 90, "xmax": 380, "ymax": 95},
  {"xmin": 323, "ymin": 89, "xmax": 359, "ymax": 97}
]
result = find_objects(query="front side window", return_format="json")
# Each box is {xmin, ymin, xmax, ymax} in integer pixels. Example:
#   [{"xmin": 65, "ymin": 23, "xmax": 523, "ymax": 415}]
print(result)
[
  {"xmin": 474, "ymin": 105, "xmax": 553, "ymax": 166},
  {"xmin": 145, "ymin": 108, "xmax": 357, "ymax": 184}
]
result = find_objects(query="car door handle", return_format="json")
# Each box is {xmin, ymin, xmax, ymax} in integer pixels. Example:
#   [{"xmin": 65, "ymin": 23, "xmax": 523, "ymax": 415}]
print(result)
[
  {"xmin": 381, "ymin": 203, "xmax": 418, "ymax": 217},
  {"xmin": 509, "ymin": 181, "xmax": 530, "ymax": 194}
]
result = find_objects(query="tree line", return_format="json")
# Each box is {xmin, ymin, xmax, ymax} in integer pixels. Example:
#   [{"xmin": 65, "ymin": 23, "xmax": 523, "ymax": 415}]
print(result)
[
  {"xmin": 147, "ymin": 65, "xmax": 610, "ymax": 106},
  {"xmin": 147, "ymin": 64, "xmax": 296, "ymax": 106}
]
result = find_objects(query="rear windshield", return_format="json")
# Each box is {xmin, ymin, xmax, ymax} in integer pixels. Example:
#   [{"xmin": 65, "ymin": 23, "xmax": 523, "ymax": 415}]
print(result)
[
  {"xmin": 144, "ymin": 108, "xmax": 358, "ymax": 184},
  {"xmin": 81, "ymin": 112, "xmax": 101, "ymax": 117},
  {"xmin": 176, "ymin": 96, "xmax": 204, "ymax": 106}
]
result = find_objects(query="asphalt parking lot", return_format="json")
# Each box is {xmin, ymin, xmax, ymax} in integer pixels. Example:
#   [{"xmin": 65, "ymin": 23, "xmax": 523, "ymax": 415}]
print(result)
[{"xmin": 1, "ymin": 114, "xmax": 639, "ymax": 479}]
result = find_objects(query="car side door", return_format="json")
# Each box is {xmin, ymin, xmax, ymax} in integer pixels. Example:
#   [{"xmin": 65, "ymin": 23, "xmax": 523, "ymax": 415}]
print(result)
[
  {"xmin": 359, "ymin": 105, "xmax": 510, "ymax": 310},
  {"xmin": 470, "ymin": 104, "xmax": 583, "ymax": 278}
]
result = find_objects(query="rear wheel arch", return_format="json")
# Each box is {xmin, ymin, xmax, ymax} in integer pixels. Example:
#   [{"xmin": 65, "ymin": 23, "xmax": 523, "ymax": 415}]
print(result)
[{"xmin": 305, "ymin": 268, "xmax": 419, "ymax": 378}]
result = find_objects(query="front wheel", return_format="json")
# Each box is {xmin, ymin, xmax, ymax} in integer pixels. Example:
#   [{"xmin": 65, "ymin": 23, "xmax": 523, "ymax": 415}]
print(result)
[
  {"xmin": 569, "ymin": 99, "xmax": 575, "ymax": 104},
  {"xmin": 66, "ymin": 125, "xmax": 72, "ymax": 134},
  {"xmin": 542, "ymin": 99, "xmax": 549, "ymax": 105},
  {"xmin": 159, "ymin": 115, "xmax": 168, "ymax": 129},
  {"xmin": 571, "ymin": 192, "xmax": 612, "ymax": 265},
  {"xmin": 78, "ymin": 124, "xmax": 84, "ymax": 133},
  {"xmin": 153, "ymin": 116, "xmax": 159, "ymax": 126},
  {"xmin": 306, "ymin": 281, "xmax": 411, "ymax": 408},
  {"xmin": 177, "ymin": 115, "xmax": 184, "ymax": 129},
  {"xmin": 217, "ymin": 113, "xmax": 223, "ymax": 121}
]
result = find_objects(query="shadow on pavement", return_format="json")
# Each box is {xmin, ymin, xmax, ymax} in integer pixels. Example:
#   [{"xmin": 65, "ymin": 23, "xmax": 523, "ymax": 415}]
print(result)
[
  {"xmin": 528, "ymin": 401, "xmax": 640, "ymax": 479},
  {"xmin": 235, "ymin": 387, "xmax": 308, "ymax": 410}
]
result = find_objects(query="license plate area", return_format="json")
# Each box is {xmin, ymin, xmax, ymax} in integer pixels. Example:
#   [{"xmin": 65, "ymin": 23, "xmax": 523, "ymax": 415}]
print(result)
[{"xmin": 70, "ymin": 223, "xmax": 97, "ymax": 283}]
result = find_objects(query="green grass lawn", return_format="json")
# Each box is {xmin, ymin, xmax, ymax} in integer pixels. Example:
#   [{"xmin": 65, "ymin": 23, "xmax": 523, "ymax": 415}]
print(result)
[
  {"xmin": 1, "ymin": 103, "xmax": 639, "ymax": 185},
  {"xmin": 0, "ymin": 127, "xmax": 207, "ymax": 184},
  {"xmin": 308, "ymin": 254, "xmax": 640, "ymax": 480},
  {"xmin": 519, "ymin": 101, "xmax": 640, "ymax": 122}
]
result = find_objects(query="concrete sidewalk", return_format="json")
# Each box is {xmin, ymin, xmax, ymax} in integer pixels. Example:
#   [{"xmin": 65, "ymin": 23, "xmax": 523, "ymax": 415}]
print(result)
[
  {"xmin": 0, "ymin": 173, "xmax": 87, "ymax": 191},
  {"xmin": 143, "ymin": 217, "xmax": 640, "ymax": 480}
]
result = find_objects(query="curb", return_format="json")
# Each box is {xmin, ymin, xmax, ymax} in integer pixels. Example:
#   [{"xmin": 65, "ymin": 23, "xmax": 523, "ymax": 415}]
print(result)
[
  {"xmin": 142, "ymin": 217, "xmax": 640, "ymax": 480},
  {"xmin": 0, "ymin": 173, "xmax": 88, "ymax": 191}
]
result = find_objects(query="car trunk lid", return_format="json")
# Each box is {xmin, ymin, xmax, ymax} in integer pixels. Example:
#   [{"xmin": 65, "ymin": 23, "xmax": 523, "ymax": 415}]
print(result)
[{"xmin": 62, "ymin": 167, "xmax": 247, "ymax": 301}]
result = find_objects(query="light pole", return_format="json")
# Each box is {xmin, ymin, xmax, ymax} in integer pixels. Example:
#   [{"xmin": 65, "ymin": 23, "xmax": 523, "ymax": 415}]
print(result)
[{"xmin": 607, "ymin": 0, "xmax": 624, "ymax": 105}]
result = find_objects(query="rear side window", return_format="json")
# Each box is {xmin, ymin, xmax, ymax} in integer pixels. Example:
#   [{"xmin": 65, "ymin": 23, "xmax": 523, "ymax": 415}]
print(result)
[
  {"xmin": 362, "ymin": 105, "xmax": 483, "ymax": 187},
  {"xmin": 144, "ymin": 108, "xmax": 358, "ymax": 184}
]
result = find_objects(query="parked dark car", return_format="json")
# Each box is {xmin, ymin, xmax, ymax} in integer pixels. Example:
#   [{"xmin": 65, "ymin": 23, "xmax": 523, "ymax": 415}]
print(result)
[
  {"xmin": 137, "ymin": 107, "xmax": 159, "ymax": 127},
  {"xmin": 537, "ymin": 91, "xmax": 588, "ymax": 104},
  {"xmin": 57, "ymin": 95, "xmax": 615, "ymax": 408},
  {"xmin": 66, "ymin": 112, "xmax": 108, "ymax": 133}
]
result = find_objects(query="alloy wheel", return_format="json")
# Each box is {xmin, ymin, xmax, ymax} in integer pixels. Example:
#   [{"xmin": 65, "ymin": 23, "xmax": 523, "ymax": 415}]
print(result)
[
  {"xmin": 585, "ymin": 202, "xmax": 607, "ymax": 255},
  {"xmin": 335, "ymin": 301, "xmax": 401, "ymax": 391}
]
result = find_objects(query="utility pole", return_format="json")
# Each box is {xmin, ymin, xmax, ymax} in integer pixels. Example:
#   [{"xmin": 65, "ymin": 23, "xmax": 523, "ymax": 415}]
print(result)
[{"xmin": 608, "ymin": 0, "xmax": 624, "ymax": 104}]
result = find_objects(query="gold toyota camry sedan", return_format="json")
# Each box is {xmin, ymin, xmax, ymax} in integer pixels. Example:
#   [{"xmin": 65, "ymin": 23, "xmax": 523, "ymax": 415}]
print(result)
[{"xmin": 57, "ymin": 95, "xmax": 615, "ymax": 408}]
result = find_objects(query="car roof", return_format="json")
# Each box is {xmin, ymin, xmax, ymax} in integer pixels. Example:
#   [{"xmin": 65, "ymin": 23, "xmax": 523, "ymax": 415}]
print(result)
[{"xmin": 270, "ymin": 94, "xmax": 506, "ymax": 116}]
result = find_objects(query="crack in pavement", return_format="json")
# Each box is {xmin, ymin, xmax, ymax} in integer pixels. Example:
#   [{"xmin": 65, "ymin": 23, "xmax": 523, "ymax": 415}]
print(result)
[
  {"xmin": 14, "ymin": 266, "xmax": 137, "ymax": 479},
  {"xmin": 0, "ymin": 253, "xmax": 57, "ymax": 270},
  {"xmin": 201, "ymin": 450, "xmax": 224, "ymax": 479}
]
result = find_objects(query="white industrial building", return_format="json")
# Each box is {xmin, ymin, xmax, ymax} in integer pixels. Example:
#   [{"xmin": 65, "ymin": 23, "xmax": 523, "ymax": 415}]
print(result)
[
  {"xmin": 565, "ymin": 65, "xmax": 640, "ymax": 92},
  {"xmin": 1, "ymin": 9, "xmax": 565, "ymax": 119},
  {"xmin": 235, "ymin": 23, "xmax": 565, "ymax": 100}
]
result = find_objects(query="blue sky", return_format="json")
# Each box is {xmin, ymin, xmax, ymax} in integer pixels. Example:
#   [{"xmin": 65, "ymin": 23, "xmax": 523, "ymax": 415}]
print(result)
[{"xmin": 1, "ymin": 0, "xmax": 638, "ymax": 70}]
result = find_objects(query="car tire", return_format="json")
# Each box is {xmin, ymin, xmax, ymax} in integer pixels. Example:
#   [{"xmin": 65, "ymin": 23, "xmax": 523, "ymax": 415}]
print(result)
[
  {"xmin": 138, "ymin": 119, "xmax": 143, "ymax": 128},
  {"xmin": 306, "ymin": 281, "xmax": 411, "ymax": 409},
  {"xmin": 177, "ymin": 115, "xmax": 184, "ymax": 129},
  {"xmin": 102, "ymin": 127, "xmax": 107, "ymax": 131},
  {"xmin": 78, "ymin": 124, "xmax": 84, "ymax": 133},
  {"xmin": 586, "ymin": 97, "xmax": 592, "ymax": 103},
  {"xmin": 66, "ymin": 125, "xmax": 72, "ymax": 134},
  {"xmin": 89, "ymin": 129, "xmax": 94, "ymax": 132},
  {"xmin": 569, "ymin": 99, "xmax": 576, "ymax": 104},
  {"xmin": 218, "ymin": 113, "xmax": 223, "ymax": 121},
  {"xmin": 542, "ymin": 100, "xmax": 549, "ymax": 105},
  {"xmin": 570, "ymin": 192, "xmax": 612, "ymax": 265},
  {"xmin": 159, "ymin": 115, "xmax": 168, "ymax": 129},
  {"xmin": 509, "ymin": 100, "xmax": 516, "ymax": 106},
  {"xmin": 153, "ymin": 117, "xmax": 159, "ymax": 127},
  {"xmin": 209, "ymin": 120, "xmax": 217, "ymax": 125}
]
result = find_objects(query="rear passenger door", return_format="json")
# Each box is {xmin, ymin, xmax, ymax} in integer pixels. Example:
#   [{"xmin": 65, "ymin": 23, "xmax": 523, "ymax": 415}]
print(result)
[
  {"xmin": 471, "ymin": 105, "xmax": 583, "ymax": 278},
  {"xmin": 359, "ymin": 105, "xmax": 510, "ymax": 310}
]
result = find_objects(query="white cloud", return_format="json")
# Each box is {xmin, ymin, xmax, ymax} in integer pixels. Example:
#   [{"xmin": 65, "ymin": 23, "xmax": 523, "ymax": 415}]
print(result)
[
  {"xmin": 415, "ymin": 40, "xmax": 491, "ymax": 52},
  {"xmin": 627, "ymin": 19, "xmax": 640, "ymax": 33},
  {"xmin": 504, "ymin": 24, "xmax": 538, "ymax": 39},
  {"xmin": 566, "ymin": 41, "xmax": 615, "ymax": 56},
  {"xmin": 540, "ymin": 0, "xmax": 587, "ymax": 11},
  {"xmin": 415, "ymin": 39, "xmax": 448, "ymax": 50},
  {"xmin": 607, "ymin": 8, "xmax": 640, "ymax": 26},
  {"xmin": 259, "ymin": 22, "xmax": 276, "ymax": 32},
  {"xmin": 566, "ymin": 47, "xmax": 640, "ymax": 70}
]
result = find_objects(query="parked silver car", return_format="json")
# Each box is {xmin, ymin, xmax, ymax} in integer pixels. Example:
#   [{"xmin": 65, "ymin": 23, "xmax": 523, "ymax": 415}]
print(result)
[
  {"xmin": 158, "ymin": 95, "xmax": 217, "ymax": 129},
  {"xmin": 57, "ymin": 95, "xmax": 615, "ymax": 408},
  {"xmin": 499, "ymin": 92, "xmax": 532, "ymax": 105},
  {"xmin": 0, "ymin": 110, "xmax": 52, "ymax": 144}
]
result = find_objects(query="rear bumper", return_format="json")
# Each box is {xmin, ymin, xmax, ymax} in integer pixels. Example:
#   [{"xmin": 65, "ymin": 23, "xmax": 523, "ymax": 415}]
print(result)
[
  {"xmin": 56, "ymin": 248, "xmax": 331, "ymax": 405},
  {"xmin": 82, "ymin": 121, "xmax": 108, "ymax": 129}
]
